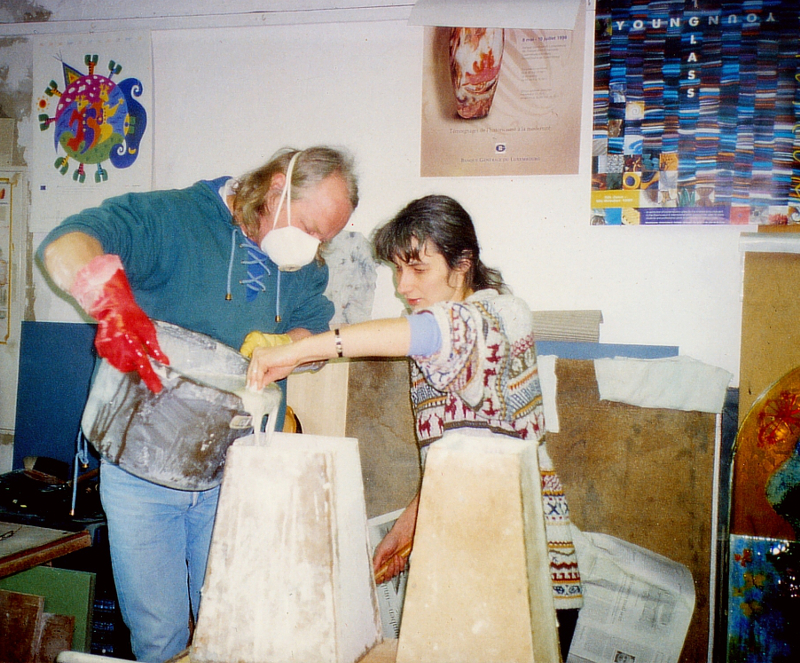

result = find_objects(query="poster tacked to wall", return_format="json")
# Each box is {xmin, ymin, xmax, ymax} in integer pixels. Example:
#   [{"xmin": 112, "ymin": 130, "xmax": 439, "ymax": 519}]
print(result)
[
  {"xmin": 420, "ymin": 3, "xmax": 587, "ymax": 178},
  {"xmin": 30, "ymin": 31, "xmax": 153, "ymax": 233},
  {"xmin": 591, "ymin": 1, "xmax": 800, "ymax": 226}
]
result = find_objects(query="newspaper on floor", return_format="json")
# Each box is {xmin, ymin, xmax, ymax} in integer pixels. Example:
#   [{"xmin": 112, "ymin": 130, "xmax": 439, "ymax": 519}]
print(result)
[{"xmin": 567, "ymin": 528, "xmax": 695, "ymax": 663}]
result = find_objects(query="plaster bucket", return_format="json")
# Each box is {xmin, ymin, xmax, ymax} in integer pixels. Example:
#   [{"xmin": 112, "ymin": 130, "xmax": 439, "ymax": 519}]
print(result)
[{"xmin": 81, "ymin": 320, "xmax": 282, "ymax": 491}]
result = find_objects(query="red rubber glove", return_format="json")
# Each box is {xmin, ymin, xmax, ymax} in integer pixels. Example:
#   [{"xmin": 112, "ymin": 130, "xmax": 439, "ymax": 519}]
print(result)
[{"xmin": 71, "ymin": 254, "xmax": 169, "ymax": 393}]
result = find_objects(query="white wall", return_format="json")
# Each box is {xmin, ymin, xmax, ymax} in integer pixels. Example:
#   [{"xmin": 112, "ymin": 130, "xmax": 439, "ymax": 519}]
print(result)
[
  {"xmin": 3, "ymin": 1, "xmax": 747, "ymax": 409},
  {"xmin": 148, "ymin": 16, "xmax": 744, "ymax": 381}
]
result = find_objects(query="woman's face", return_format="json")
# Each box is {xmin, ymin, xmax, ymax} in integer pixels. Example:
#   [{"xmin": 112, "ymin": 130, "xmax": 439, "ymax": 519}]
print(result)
[{"xmin": 393, "ymin": 240, "xmax": 470, "ymax": 312}]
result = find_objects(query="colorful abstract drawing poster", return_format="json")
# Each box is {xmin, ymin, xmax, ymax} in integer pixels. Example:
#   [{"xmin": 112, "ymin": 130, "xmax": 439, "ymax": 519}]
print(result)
[
  {"xmin": 591, "ymin": 1, "xmax": 800, "ymax": 226},
  {"xmin": 420, "ymin": 4, "xmax": 587, "ymax": 178},
  {"xmin": 30, "ymin": 31, "xmax": 152, "ymax": 233},
  {"xmin": 726, "ymin": 535, "xmax": 799, "ymax": 662}
]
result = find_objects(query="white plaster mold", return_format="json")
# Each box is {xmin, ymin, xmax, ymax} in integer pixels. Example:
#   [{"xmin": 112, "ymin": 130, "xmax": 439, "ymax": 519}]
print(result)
[{"xmin": 192, "ymin": 431, "xmax": 382, "ymax": 663}]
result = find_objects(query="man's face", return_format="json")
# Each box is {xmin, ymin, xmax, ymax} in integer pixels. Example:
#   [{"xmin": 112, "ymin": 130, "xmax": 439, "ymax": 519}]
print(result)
[{"xmin": 257, "ymin": 173, "xmax": 353, "ymax": 245}]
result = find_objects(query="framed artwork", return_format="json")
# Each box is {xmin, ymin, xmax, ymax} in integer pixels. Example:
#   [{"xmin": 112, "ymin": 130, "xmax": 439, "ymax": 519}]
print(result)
[
  {"xmin": 727, "ymin": 535, "xmax": 799, "ymax": 661},
  {"xmin": 727, "ymin": 364, "xmax": 800, "ymax": 660}
]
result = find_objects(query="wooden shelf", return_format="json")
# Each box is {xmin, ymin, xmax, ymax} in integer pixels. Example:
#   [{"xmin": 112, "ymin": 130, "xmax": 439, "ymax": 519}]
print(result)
[{"xmin": 0, "ymin": 521, "xmax": 91, "ymax": 578}]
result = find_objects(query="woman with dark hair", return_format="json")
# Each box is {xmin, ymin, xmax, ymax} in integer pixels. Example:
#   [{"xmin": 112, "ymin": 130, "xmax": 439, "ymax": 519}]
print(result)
[
  {"xmin": 247, "ymin": 194, "xmax": 582, "ymax": 651},
  {"xmin": 373, "ymin": 194, "xmax": 504, "ymax": 293}
]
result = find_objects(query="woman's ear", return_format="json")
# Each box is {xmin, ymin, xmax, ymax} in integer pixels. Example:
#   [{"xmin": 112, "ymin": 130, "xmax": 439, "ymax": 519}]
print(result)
[
  {"xmin": 453, "ymin": 252, "xmax": 475, "ymax": 292},
  {"xmin": 455, "ymin": 251, "xmax": 474, "ymax": 277},
  {"xmin": 449, "ymin": 256, "xmax": 472, "ymax": 291}
]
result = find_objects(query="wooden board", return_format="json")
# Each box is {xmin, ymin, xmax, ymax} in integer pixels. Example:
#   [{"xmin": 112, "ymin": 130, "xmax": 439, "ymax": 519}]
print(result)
[
  {"xmin": 0, "ymin": 564, "xmax": 96, "ymax": 653},
  {"xmin": 287, "ymin": 360, "xmax": 351, "ymax": 437},
  {"xmin": 345, "ymin": 359, "xmax": 419, "ymax": 519},
  {"xmin": 547, "ymin": 359, "xmax": 717, "ymax": 663},
  {"xmin": 0, "ymin": 588, "xmax": 44, "ymax": 662},
  {"xmin": 34, "ymin": 612, "xmax": 75, "ymax": 663},
  {"xmin": 359, "ymin": 640, "xmax": 398, "ymax": 663},
  {"xmin": 739, "ymin": 251, "xmax": 800, "ymax": 427},
  {"xmin": 0, "ymin": 521, "xmax": 91, "ymax": 578}
]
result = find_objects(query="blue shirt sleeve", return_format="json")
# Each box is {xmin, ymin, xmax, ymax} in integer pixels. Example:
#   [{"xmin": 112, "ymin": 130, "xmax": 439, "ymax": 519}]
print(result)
[{"xmin": 407, "ymin": 312, "xmax": 442, "ymax": 357}]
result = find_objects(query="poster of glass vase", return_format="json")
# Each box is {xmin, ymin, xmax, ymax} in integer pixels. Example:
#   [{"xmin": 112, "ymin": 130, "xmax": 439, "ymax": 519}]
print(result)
[{"xmin": 420, "ymin": 3, "xmax": 587, "ymax": 178}]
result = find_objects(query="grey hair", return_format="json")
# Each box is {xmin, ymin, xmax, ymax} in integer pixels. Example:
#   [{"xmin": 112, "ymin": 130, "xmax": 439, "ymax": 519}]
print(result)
[{"xmin": 233, "ymin": 146, "xmax": 359, "ymax": 239}]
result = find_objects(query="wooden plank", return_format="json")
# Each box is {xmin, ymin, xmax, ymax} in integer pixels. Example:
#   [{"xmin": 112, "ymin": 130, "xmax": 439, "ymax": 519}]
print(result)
[
  {"xmin": 358, "ymin": 640, "xmax": 398, "ymax": 663},
  {"xmin": 0, "ymin": 522, "xmax": 91, "ymax": 579},
  {"xmin": 0, "ymin": 565, "xmax": 96, "ymax": 653},
  {"xmin": 34, "ymin": 612, "xmax": 75, "ymax": 663},
  {"xmin": 0, "ymin": 588, "xmax": 44, "ymax": 662},
  {"xmin": 345, "ymin": 359, "xmax": 419, "ymax": 519},
  {"xmin": 739, "ymin": 251, "xmax": 800, "ymax": 426},
  {"xmin": 287, "ymin": 360, "xmax": 350, "ymax": 437}
]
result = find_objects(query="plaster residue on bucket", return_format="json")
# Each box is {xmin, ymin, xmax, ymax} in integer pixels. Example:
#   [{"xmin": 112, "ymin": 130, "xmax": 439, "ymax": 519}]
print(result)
[
  {"xmin": 182, "ymin": 371, "xmax": 281, "ymax": 435},
  {"xmin": 81, "ymin": 321, "xmax": 282, "ymax": 490}
]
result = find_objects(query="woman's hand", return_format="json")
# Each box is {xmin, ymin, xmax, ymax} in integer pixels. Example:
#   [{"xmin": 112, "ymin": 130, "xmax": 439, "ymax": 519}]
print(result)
[
  {"xmin": 246, "ymin": 343, "xmax": 302, "ymax": 389},
  {"xmin": 373, "ymin": 493, "xmax": 419, "ymax": 584}
]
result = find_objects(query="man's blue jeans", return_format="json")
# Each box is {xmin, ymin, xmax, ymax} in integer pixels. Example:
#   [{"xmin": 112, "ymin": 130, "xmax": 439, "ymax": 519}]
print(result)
[{"xmin": 100, "ymin": 461, "xmax": 220, "ymax": 662}]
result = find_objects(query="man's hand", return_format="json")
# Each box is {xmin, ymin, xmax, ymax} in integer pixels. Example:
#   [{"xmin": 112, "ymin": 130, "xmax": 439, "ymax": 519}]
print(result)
[
  {"xmin": 239, "ymin": 331, "xmax": 292, "ymax": 359},
  {"xmin": 72, "ymin": 254, "xmax": 169, "ymax": 393}
]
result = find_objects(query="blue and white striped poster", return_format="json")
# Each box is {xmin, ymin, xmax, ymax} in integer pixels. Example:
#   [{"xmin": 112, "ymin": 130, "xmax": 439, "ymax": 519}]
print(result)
[{"xmin": 591, "ymin": 0, "xmax": 800, "ymax": 225}]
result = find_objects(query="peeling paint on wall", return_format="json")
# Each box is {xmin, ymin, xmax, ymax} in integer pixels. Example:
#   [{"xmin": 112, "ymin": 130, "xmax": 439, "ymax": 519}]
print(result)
[
  {"xmin": 0, "ymin": 0, "xmax": 52, "ymax": 25},
  {"xmin": 0, "ymin": 36, "xmax": 33, "ymax": 167}
]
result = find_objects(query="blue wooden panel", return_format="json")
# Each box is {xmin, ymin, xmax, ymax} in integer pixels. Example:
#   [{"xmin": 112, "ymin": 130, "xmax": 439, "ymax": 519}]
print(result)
[
  {"xmin": 535, "ymin": 340, "xmax": 679, "ymax": 359},
  {"xmin": 13, "ymin": 321, "xmax": 98, "ymax": 471}
]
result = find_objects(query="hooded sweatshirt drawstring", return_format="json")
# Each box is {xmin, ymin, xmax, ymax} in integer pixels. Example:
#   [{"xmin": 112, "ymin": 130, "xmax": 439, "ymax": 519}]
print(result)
[
  {"xmin": 275, "ymin": 271, "xmax": 282, "ymax": 322},
  {"xmin": 225, "ymin": 227, "xmax": 238, "ymax": 301},
  {"xmin": 225, "ymin": 226, "xmax": 282, "ymax": 321}
]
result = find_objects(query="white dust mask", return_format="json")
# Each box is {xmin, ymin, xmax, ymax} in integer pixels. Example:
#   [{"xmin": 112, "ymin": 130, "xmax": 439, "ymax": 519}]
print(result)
[{"xmin": 260, "ymin": 152, "xmax": 321, "ymax": 272}]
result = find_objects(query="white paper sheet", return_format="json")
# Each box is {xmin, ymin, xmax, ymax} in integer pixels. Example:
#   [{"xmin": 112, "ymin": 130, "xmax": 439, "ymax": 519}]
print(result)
[
  {"xmin": 409, "ymin": 0, "xmax": 583, "ymax": 30},
  {"xmin": 594, "ymin": 355, "xmax": 732, "ymax": 414},
  {"xmin": 538, "ymin": 353, "xmax": 560, "ymax": 433}
]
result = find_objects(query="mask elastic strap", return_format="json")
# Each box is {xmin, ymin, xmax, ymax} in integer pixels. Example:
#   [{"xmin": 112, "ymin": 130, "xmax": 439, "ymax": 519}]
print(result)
[{"xmin": 271, "ymin": 151, "xmax": 300, "ymax": 231}]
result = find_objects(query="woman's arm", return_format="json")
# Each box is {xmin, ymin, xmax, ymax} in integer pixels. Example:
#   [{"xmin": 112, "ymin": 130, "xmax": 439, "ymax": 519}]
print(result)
[{"xmin": 246, "ymin": 317, "xmax": 412, "ymax": 389}]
